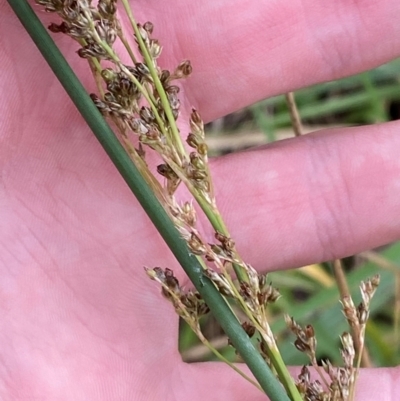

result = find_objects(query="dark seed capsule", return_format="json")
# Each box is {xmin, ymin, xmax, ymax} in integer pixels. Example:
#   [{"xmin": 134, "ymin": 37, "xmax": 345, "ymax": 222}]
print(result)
[
  {"xmin": 242, "ymin": 321, "xmax": 256, "ymax": 338},
  {"xmin": 305, "ymin": 325, "xmax": 315, "ymax": 339},
  {"xmin": 186, "ymin": 133, "xmax": 198, "ymax": 148},
  {"xmin": 48, "ymin": 22, "xmax": 69, "ymax": 33},
  {"xmin": 190, "ymin": 108, "xmax": 202, "ymax": 125},
  {"xmin": 294, "ymin": 339, "xmax": 310, "ymax": 353},
  {"xmin": 157, "ymin": 164, "xmax": 177, "ymax": 179},
  {"xmin": 140, "ymin": 107, "xmax": 155, "ymax": 124},
  {"xmin": 135, "ymin": 62, "xmax": 151, "ymax": 78},
  {"xmin": 174, "ymin": 60, "xmax": 192, "ymax": 79},
  {"xmin": 143, "ymin": 21, "xmax": 154, "ymax": 34},
  {"xmin": 160, "ymin": 70, "xmax": 171, "ymax": 85}
]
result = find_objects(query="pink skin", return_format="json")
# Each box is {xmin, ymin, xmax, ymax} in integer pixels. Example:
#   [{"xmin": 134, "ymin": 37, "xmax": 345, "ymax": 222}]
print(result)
[{"xmin": 1, "ymin": 0, "xmax": 400, "ymax": 399}]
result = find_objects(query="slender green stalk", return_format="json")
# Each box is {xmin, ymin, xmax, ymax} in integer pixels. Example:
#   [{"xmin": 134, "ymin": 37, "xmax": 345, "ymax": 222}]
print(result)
[
  {"xmin": 163, "ymin": 155, "xmax": 249, "ymax": 283},
  {"xmin": 120, "ymin": 0, "xmax": 186, "ymax": 157},
  {"xmin": 267, "ymin": 348, "xmax": 301, "ymax": 401},
  {"xmin": 117, "ymin": 31, "xmax": 138, "ymax": 64},
  {"xmin": 191, "ymin": 189, "xmax": 249, "ymax": 280},
  {"xmin": 8, "ymin": 2, "xmax": 291, "ymax": 400}
]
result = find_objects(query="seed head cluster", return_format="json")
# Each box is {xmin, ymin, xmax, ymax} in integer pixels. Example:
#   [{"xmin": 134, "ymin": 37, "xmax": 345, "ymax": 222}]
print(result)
[
  {"xmin": 146, "ymin": 267, "xmax": 209, "ymax": 320},
  {"xmin": 285, "ymin": 275, "xmax": 380, "ymax": 401},
  {"xmin": 35, "ymin": 2, "xmax": 381, "ymax": 400}
]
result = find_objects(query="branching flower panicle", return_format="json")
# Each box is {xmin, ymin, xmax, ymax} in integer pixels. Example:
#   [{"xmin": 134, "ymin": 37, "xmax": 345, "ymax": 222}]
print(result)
[
  {"xmin": 35, "ymin": 1, "xmax": 381, "ymax": 400},
  {"xmin": 286, "ymin": 275, "xmax": 380, "ymax": 401}
]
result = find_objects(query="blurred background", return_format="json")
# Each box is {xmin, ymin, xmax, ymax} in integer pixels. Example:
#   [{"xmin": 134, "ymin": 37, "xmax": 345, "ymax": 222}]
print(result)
[{"xmin": 179, "ymin": 58, "xmax": 400, "ymax": 368}]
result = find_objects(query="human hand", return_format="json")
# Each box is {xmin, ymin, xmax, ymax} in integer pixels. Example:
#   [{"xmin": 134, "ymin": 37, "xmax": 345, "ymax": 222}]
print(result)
[{"xmin": 1, "ymin": 0, "xmax": 400, "ymax": 400}]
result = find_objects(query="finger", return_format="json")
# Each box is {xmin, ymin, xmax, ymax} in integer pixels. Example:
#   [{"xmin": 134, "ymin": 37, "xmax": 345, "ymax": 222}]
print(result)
[
  {"xmin": 7, "ymin": 1, "xmax": 400, "ymax": 124},
  {"xmin": 210, "ymin": 120, "xmax": 400, "ymax": 271},
  {"xmin": 134, "ymin": 0, "xmax": 400, "ymax": 121},
  {"xmin": 181, "ymin": 363, "xmax": 400, "ymax": 401}
]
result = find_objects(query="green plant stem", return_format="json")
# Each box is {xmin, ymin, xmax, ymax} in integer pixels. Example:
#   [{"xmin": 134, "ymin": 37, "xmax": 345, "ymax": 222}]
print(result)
[
  {"xmin": 9, "ymin": 2, "xmax": 291, "ymax": 400},
  {"xmin": 194, "ymin": 188, "xmax": 250, "ymax": 283},
  {"xmin": 118, "ymin": 31, "xmax": 138, "ymax": 64},
  {"xmin": 120, "ymin": 0, "xmax": 186, "ymax": 158},
  {"xmin": 267, "ymin": 347, "xmax": 301, "ymax": 401},
  {"xmin": 163, "ymin": 155, "xmax": 249, "ymax": 284}
]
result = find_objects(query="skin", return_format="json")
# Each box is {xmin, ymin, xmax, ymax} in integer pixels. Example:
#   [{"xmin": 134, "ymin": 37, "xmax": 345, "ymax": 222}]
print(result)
[{"xmin": 1, "ymin": 0, "xmax": 400, "ymax": 399}]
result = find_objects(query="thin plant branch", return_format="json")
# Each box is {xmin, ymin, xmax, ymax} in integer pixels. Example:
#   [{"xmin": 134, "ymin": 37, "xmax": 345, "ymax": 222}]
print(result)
[
  {"xmin": 285, "ymin": 92, "xmax": 302, "ymax": 137},
  {"xmin": 182, "ymin": 335, "xmax": 228, "ymax": 362}
]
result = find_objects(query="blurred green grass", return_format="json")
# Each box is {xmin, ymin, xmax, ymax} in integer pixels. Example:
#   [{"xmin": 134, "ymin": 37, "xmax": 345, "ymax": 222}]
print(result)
[
  {"xmin": 250, "ymin": 59, "xmax": 400, "ymax": 141},
  {"xmin": 179, "ymin": 59, "xmax": 400, "ymax": 368}
]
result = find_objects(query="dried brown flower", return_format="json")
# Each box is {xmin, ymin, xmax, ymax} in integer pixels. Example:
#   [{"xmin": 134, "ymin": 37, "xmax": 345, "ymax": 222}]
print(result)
[
  {"xmin": 285, "ymin": 315, "xmax": 317, "ymax": 361},
  {"xmin": 204, "ymin": 269, "xmax": 236, "ymax": 297}
]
